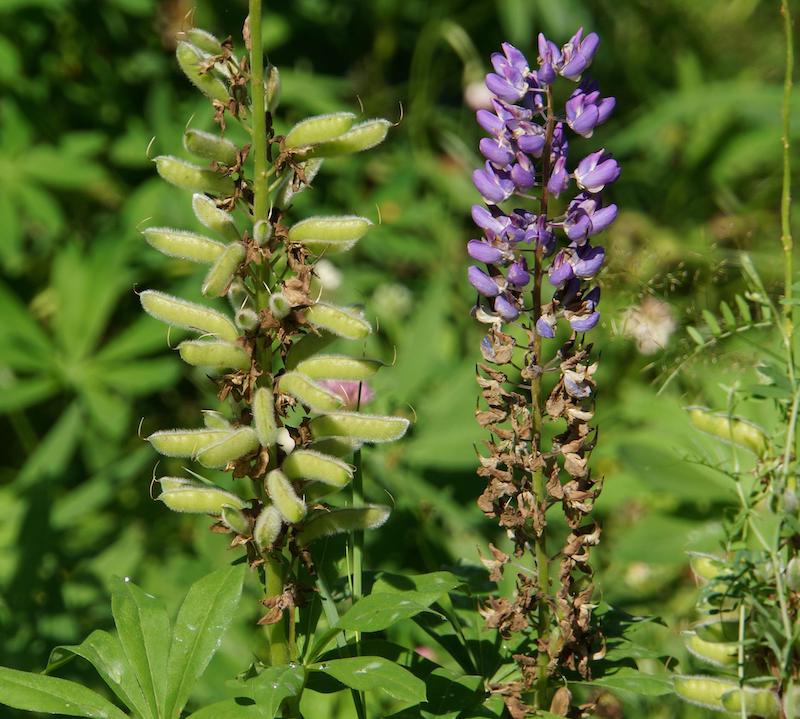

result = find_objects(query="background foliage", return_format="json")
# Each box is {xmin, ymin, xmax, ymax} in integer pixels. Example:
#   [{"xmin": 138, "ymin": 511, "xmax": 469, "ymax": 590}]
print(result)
[{"xmin": 0, "ymin": 0, "xmax": 797, "ymax": 716}]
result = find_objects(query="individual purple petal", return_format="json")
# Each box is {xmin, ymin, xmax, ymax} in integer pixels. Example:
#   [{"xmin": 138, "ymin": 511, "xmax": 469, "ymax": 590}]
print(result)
[
  {"xmin": 473, "ymin": 162, "xmax": 515, "ymax": 204},
  {"xmin": 564, "ymin": 193, "xmax": 617, "ymax": 242},
  {"xmin": 569, "ymin": 311, "xmax": 600, "ymax": 332},
  {"xmin": 560, "ymin": 30, "xmax": 600, "ymax": 80},
  {"xmin": 597, "ymin": 96, "xmax": 616, "ymax": 124},
  {"xmin": 590, "ymin": 203, "xmax": 618, "ymax": 234},
  {"xmin": 547, "ymin": 155, "xmax": 569, "ymax": 197},
  {"xmin": 506, "ymin": 258, "xmax": 530, "ymax": 287},
  {"xmin": 549, "ymin": 250, "xmax": 575, "ymax": 286},
  {"xmin": 574, "ymin": 150, "xmax": 620, "ymax": 193},
  {"xmin": 468, "ymin": 265, "xmax": 502, "ymax": 297},
  {"xmin": 584, "ymin": 286, "xmax": 601, "ymax": 307},
  {"xmin": 485, "ymin": 73, "xmax": 525, "ymax": 103},
  {"xmin": 480, "ymin": 137, "xmax": 515, "ymax": 166},
  {"xmin": 472, "ymin": 204, "xmax": 507, "ymax": 237},
  {"xmin": 516, "ymin": 124, "xmax": 546, "ymax": 155},
  {"xmin": 467, "ymin": 240, "xmax": 504, "ymax": 264},
  {"xmin": 565, "ymin": 84, "xmax": 615, "ymax": 137},
  {"xmin": 494, "ymin": 294, "xmax": 520, "ymax": 321},
  {"xmin": 511, "ymin": 152, "xmax": 535, "ymax": 189},
  {"xmin": 572, "ymin": 244, "xmax": 605, "ymax": 278},
  {"xmin": 537, "ymin": 33, "xmax": 560, "ymax": 85},
  {"xmin": 536, "ymin": 314, "xmax": 556, "ymax": 338},
  {"xmin": 476, "ymin": 109, "xmax": 506, "ymax": 136}
]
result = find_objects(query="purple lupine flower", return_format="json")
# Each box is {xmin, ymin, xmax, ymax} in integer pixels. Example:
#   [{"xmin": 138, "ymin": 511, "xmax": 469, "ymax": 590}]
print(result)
[
  {"xmin": 468, "ymin": 265, "xmax": 502, "ymax": 297},
  {"xmin": 559, "ymin": 28, "xmax": 600, "ymax": 80},
  {"xmin": 511, "ymin": 152, "xmax": 536, "ymax": 189},
  {"xmin": 536, "ymin": 311, "xmax": 557, "ymax": 338},
  {"xmin": 566, "ymin": 287, "xmax": 601, "ymax": 331},
  {"xmin": 574, "ymin": 150, "xmax": 620, "ymax": 193},
  {"xmin": 507, "ymin": 258, "xmax": 530, "ymax": 286},
  {"xmin": 486, "ymin": 42, "xmax": 531, "ymax": 102},
  {"xmin": 549, "ymin": 250, "xmax": 575, "ymax": 287},
  {"xmin": 563, "ymin": 193, "xmax": 618, "ymax": 243},
  {"xmin": 467, "ymin": 239, "xmax": 505, "ymax": 264},
  {"xmin": 547, "ymin": 155, "xmax": 569, "ymax": 197},
  {"xmin": 472, "ymin": 205, "xmax": 508, "ymax": 238},
  {"xmin": 473, "ymin": 161, "xmax": 515, "ymax": 204},
  {"xmin": 565, "ymin": 83, "xmax": 615, "ymax": 137},
  {"xmin": 494, "ymin": 293, "xmax": 520, "ymax": 321},
  {"xmin": 537, "ymin": 33, "xmax": 561, "ymax": 85},
  {"xmin": 572, "ymin": 243, "xmax": 605, "ymax": 278},
  {"xmin": 480, "ymin": 136, "xmax": 515, "ymax": 166}
]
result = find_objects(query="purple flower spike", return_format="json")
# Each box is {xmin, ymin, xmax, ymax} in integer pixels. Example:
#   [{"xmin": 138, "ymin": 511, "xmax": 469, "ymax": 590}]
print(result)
[
  {"xmin": 473, "ymin": 162, "xmax": 515, "ymax": 204},
  {"xmin": 507, "ymin": 258, "xmax": 530, "ymax": 286},
  {"xmin": 564, "ymin": 193, "xmax": 618, "ymax": 242},
  {"xmin": 468, "ymin": 265, "xmax": 502, "ymax": 297},
  {"xmin": 574, "ymin": 150, "xmax": 620, "ymax": 193},
  {"xmin": 572, "ymin": 244, "xmax": 605, "ymax": 278},
  {"xmin": 547, "ymin": 155, "xmax": 569, "ymax": 197},
  {"xmin": 467, "ymin": 240, "xmax": 504, "ymax": 264},
  {"xmin": 559, "ymin": 29, "xmax": 600, "ymax": 80},
  {"xmin": 495, "ymin": 294, "xmax": 520, "ymax": 321}
]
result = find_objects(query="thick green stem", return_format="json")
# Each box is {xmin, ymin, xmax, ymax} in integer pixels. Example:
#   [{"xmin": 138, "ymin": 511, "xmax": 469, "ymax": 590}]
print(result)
[
  {"xmin": 265, "ymin": 558, "xmax": 289, "ymax": 665},
  {"xmin": 250, "ymin": 0, "xmax": 269, "ymax": 224}
]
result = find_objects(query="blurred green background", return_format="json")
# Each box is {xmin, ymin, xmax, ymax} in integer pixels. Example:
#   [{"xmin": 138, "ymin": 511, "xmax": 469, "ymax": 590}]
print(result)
[{"xmin": 0, "ymin": 0, "xmax": 797, "ymax": 716}]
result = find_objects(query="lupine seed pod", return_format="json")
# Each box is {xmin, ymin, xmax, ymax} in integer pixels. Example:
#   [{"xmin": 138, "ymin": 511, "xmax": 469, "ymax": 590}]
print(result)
[
  {"xmin": 157, "ymin": 477, "xmax": 202, "ymax": 491},
  {"xmin": 309, "ymin": 411, "xmax": 410, "ymax": 443},
  {"xmin": 202, "ymin": 410, "xmax": 232, "ymax": 429},
  {"xmin": 285, "ymin": 332, "xmax": 336, "ymax": 369},
  {"xmin": 298, "ymin": 119, "xmax": 391, "ymax": 158},
  {"xmin": 266, "ymin": 469, "xmax": 307, "ymax": 523},
  {"xmin": 296, "ymin": 505, "xmax": 391, "ymax": 545},
  {"xmin": 265, "ymin": 64, "xmax": 281, "ymax": 112},
  {"xmin": 278, "ymin": 372, "xmax": 345, "ymax": 412},
  {"xmin": 178, "ymin": 339, "xmax": 250, "ymax": 371},
  {"xmin": 306, "ymin": 303, "xmax": 371, "ymax": 340},
  {"xmin": 694, "ymin": 612, "xmax": 742, "ymax": 642},
  {"xmin": 235, "ymin": 307, "xmax": 260, "ymax": 331},
  {"xmin": 268, "ymin": 292, "xmax": 291, "ymax": 319},
  {"xmin": 253, "ymin": 219, "xmax": 272, "ymax": 247},
  {"xmin": 283, "ymin": 112, "xmax": 357, "ymax": 149},
  {"xmin": 310, "ymin": 437, "xmax": 361, "ymax": 458},
  {"xmin": 175, "ymin": 41, "xmax": 230, "ymax": 102},
  {"xmin": 184, "ymin": 129, "xmax": 239, "ymax": 166},
  {"xmin": 192, "ymin": 193, "xmax": 240, "ymax": 242},
  {"xmin": 147, "ymin": 428, "xmax": 228, "ymax": 457},
  {"xmin": 195, "ymin": 427, "xmax": 259, "ymax": 468},
  {"xmin": 221, "ymin": 505, "xmax": 250, "ymax": 534},
  {"xmin": 184, "ymin": 28, "xmax": 222, "ymax": 54},
  {"xmin": 142, "ymin": 228, "xmax": 225, "ymax": 264},
  {"xmin": 158, "ymin": 486, "xmax": 247, "ymax": 514},
  {"xmin": 682, "ymin": 631, "xmax": 739, "ymax": 668},
  {"xmin": 155, "ymin": 155, "xmax": 235, "ymax": 196},
  {"xmin": 688, "ymin": 407, "xmax": 767, "ymax": 455},
  {"xmin": 282, "ymin": 449, "xmax": 353, "ymax": 488},
  {"xmin": 254, "ymin": 505, "xmax": 283, "ymax": 551},
  {"xmin": 294, "ymin": 354, "xmax": 382, "ymax": 381},
  {"xmin": 227, "ymin": 278, "xmax": 249, "ymax": 311},
  {"xmin": 253, "ymin": 387, "xmax": 277, "ymax": 448},
  {"xmin": 288, "ymin": 215, "xmax": 372, "ymax": 254},
  {"xmin": 202, "ymin": 243, "xmax": 246, "ymax": 297},
  {"xmin": 721, "ymin": 687, "xmax": 780, "ymax": 718},
  {"xmin": 140, "ymin": 290, "xmax": 239, "ymax": 342},
  {"xmin": 673, "ymin": 676, "xmax": 738, "ymax": 713},
  {"xmin": 688, "ymin": 552, "xmax": 726, "ymax": 583},
  {"xmin": 276, "ymin": 159, "xmax": 323, "ymax": 209},
  {"xmin": 783, "ymin": 683, "xmax": 800, "ymax": 718},
  {"xmin": 787, "ymin": 557, "xmax": 800, "ymax": 592}
]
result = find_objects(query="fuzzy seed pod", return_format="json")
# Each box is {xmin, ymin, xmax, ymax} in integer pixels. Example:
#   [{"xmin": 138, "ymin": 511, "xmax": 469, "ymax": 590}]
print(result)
[
  {"xmin": 688, "ymin": 407, "xmax": 767, "ymax": 455},
  {"xmin": 155, "ymin": 155, "xmax": 235, "ymax": 196},
  {"xmin": 253, "ymin": 220, "xmax": 272, "ymax": 247},
  {"xmin": 783, "ymin": 683, "xmax": 800, "ymax": 718},
  {"xmin": 142, "ymin": 227, "xmax": 225, "ymax": 264},
  {"xmin": 310, "ymin": 437, "xmax": 361, "ymax": 458},
  {"xmin": 673, "ymin": 676, "xmax": 738, "ymax": 713},
  {"xmin": 220, "ymin": 505, "xmax": 250, "ymax": 534},
  {"xmin": 202, "ymin": 243, "xmax": 246, "ymax": 297},
  {"xmin": 254, "ymin": 505, "xmax": 283, "ymax": 551},
  {"xmin": 282, "ymin": 449, "xmax": 353, "ymax": 488},
  {"xmin": 140, "ymin": 290, "xmax": 239, "ymax": 342},
  {"xmin": 192, "ymin": 193, "xmax": 240, "ymax": 242},
  {"xmin": 296, "ymin": 505, "xmax": 390, "ymax": 545},
  {"xmin": 288, "ymin": 215, "xmax": 372, "ymax": 254},
  {"xmin": 306, "ymin": 303, "xmax": 371, "ymax": 340},
  {"xmin": 682, "ymin": 631, "xmax": 738, "ymax": 668},
  {"xmin": 278, "ymin": 372, "xmax": 345, "ymax": 412},
  {"xmin": 202, "ymin": 410, "xmax": 232, "ymax": 429},
  {"xmin": 195, "ymin": 427, "xmax": 259, "ymax": 468},
  {"xmin": 147, "ymin": 428, "xmax": 228, "ymax": 457},
  {"xmin": 235, "ymin": 307, "xmax": 260, "ymax": 331},
  {"xmin": 295, "ymin": 354, "xmax": 382, "ymax": 381},
  {"xmin": 253, "ymin": 387, "xmax": 277, "ymax": 448},
  {"xmin": 175, "ymin": 41, "xmax": 230, "ymax": 102},
  {"xmin": 266, "ymin": 469, "xmax": 307, "ymax": 524},
  {"xmin": 157, "ymin": 477, "xmax": 201, "ymax": 492},
  {"xmin": 285, "ymin": 332, "xmax": 336, "ymax": 369},
  {"xmin": 688, "ymin": 552, "xmax": 726, "ymax": 583},
  {"xmin": 178, "ymin": 339, "xmax": 250, "ymax": 371},
  {"xmin": 184, "ymin": 129, "xmax": 239, "ymax": 166},
  {"xmin": 693, "ymin": 612, "xmax": 742, "ymax": 643},
  {"xmin": 276, "ymin": 159, "xmax": 323, "ymax": 209},
  {"xmin": 158, "ymin": 486, "xmax": 247, "ymax": 514},
  {"xmin": 299, "ymin": 119, "xmax": 391, "ymax": 158},
  {"xmin": 284, "ymin": 112, "xmax": 356, "ymax": 149},
  {"xmin": 184, "ymin": 28, "xmax": 223, "ymax": 54},
  {"xmin": 787, "ymin": 557, "xmax": 800, "ymax": 592},
  {"xmin": 721, "ymin": 687, "xmax": 780, "ymax": 718},
  {"xmin": 268, "ymin": 292, "xmax": 291, "ymax": 319},
  {"xmin": 310, "ymin": 411, "xmax": 409, "ymax": 443}
]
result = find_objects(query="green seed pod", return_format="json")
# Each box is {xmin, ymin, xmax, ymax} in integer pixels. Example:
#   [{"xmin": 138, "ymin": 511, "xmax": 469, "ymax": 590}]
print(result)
[
  {"xmin": 253, "ymin": 387, "xmax": 277, "ymax": 448},
  {"xmin": 192, "ymin": 193, "xmax": 240, "ymax": 242},
  {"xmin": 227, "ymin": 278, "xmax": 249, "ymax": 312},
  {"xmin": 254, "ymin": 505, "xmax": 283, "ymax": 551},
  {"xmin": 254, "ymin": 219, "xmax": 272, "ymax": 247},
  {"xmin": 202, "ymin": 243, "xmax": 245, "ymax": 297},
  {"xmin": 183, "ymin": 129, "xmax": 239, "ymax": 166},
  {"xmin": 278, "ymin": 371, "xmax": 344, "ymax": 412},
  {"xmin": 300, "ymin": 119, "xmax": 391, "ymax": 158},
  {"xmin": 688, "ymin": 552, "xmax": 726, "ymax": 583},
  {"xmin": 147, "ymin": 428, "xmax": 228, "ymax": 457},
  {"xmin": 306, "ymin": 303, "xmax": 371, "ymax": 340},
  {"xmin": 673, "ymin": 675, "xmax": 738, "ymax": 713},
  {"xmin": 297, "ymin": 505, "xmax": 391, "ymax": 545},
  {"xmin": 265, "ymin": 64, "xmax": 281, "ymax": 112},
  {"xmin": 195, "ymin": 427, "xmax": 259, "ymax": 468},
  {"xmin": 158, "ymin": 486, "xmax": 247, "ymax": 514},
  {"xmin": 285, "ymin": 331, "xmax": 336, "ymax": 369},
  {"xmin": 721, "ymin": 687, "xmax": 779, "ymax": 718},
  {"xmin": 142, "ymin": 227, "xmax": 225, "ymax": 264},
  {"xmin": 178, "ymin": 339, "xmax": 250, "ymax": 371},
  {"xmin": 288, "ymin": 215, "xmax": 372, "ymax": 254},
  {"xmin": 304, "ymin": 483, "xmax": 337, "ymax": 503},
  {"xmin": 157, "ymin": 476, "xmax": 201, "ymax": 492},
  {"xmin": 266, "ymin": 469, "xmax": 307, "ymax": 524},
  {"xmin": 787, "ymin": 557, "xmax": 800, "ymax": 592},
  {"xmin": 310, "ymin": 412, "xmax": 410, "ymax": 443},
  {"xmin": 688, "ymin": 407, "xmax": 767, "ymax": 455},
  {"xmin": 269, "ymin": 292, "xmax": 291, "ymax": 319},
  {"xmin": 295, "ymin": 354, "xmax": 382, "ymax": 381},
  {"xmin": 140, "ymin": 290, "xmax": 239, "ymax": 342},
  {"xmin": 220, "ymin": 505, "xmax": 250, "ymax": 534},
  {"xmin": 175, "ymin": 41, "xmax": 230, "ymax": 102},
  {"xmin": 184, "ymin": 28, "xmax": 223, "ymax": 55},
  {"xmin": 682, "ymin": 631, "xmax": 738, "ymax": 668},
  {"xmin": 276, "ymin": 159, "xmax": 323, "ymax": 209},
  {"xmin": 155, "ymin": 155, "xmax": 235, "ymax": 196},
  {"xmin": 282, "ymin": 449, "xmax": 353, "ymax": 488},
  {"xmin": 783, "ymin": 683, "xmax": 800, "ymax": 718},
  {"xmin": 235, "ymin": 307, "xmax": 260, "ymax": 331},
  {"xmin": 310, "ymin": 437, "xmax": 360, "ymax": 458},
  {"xmin": 284, "ymin": 112, "xmax": 356, "ymax": 149},
  {"xmin": 202, "ymin": 410, "xmax": 231, "ymax": 429},
  {"xmin": 694, "ymin": 612, "xmax": 742, "ymax": 642}
]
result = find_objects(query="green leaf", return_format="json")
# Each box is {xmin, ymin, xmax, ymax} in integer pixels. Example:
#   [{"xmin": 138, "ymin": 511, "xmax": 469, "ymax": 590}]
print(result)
[
  {"xmin": 48, "ymin": 630, "xmax": 152, "ymax": 719},
  {"xmin": 16, "ymin": 402, "xmax": 83, "ymax": 488},
  {"xmin": 337, "ymin": 592, "xmax": 439, "ymax": 633},
  {"xmin": 582, "ymin": 668, "xmax": 673, "ymax": 696},
  {"xmin": 165, "ymin": 565, "xmax": 245, "ymax": 718},
  {"xmin": 372, "ymin": 571, "xmax": 463, "ymax": 599},
  {"xmin": 311, "ymin": 657, "xmax": 426, "ymax": 706},
  {"xmin": 686, "ymin": 325, "xmax": 705, "ymax": 346},
  {"xmin": 111, "ymin": 577, "xmax": 171, "ymax": 719},
  {"xmin": 185, "ymin": 700, "xmax": 266, "ymax": 719},
  {"xmin": 242, "ymin": 664, "xmax": 305, "ymax": 717},
  {"xmin": 0, "ymin": 666, "xmax": 128, "ymax": 718},
  {"xmin": 0, "ymin": 376, "xmax": 59, "ymax": 412}
]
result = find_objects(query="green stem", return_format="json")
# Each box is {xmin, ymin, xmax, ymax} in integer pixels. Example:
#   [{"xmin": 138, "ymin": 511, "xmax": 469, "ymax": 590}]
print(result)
[
  {"xmin": 781, "ymin": 0, "xmax": 795, "ymax": 339},
  {"xmin": 250, "ymin": 0, "xmax": 268, "ymax": 224},
  {"xmin": 265, "ymin": 558, "xmax": 289, "ymax": 665}
]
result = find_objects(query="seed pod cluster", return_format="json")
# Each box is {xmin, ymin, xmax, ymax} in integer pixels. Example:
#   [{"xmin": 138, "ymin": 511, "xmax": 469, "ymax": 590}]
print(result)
[{"xmin": 139, "ymin": 23, "xmax": 409, "ymax": 567}]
